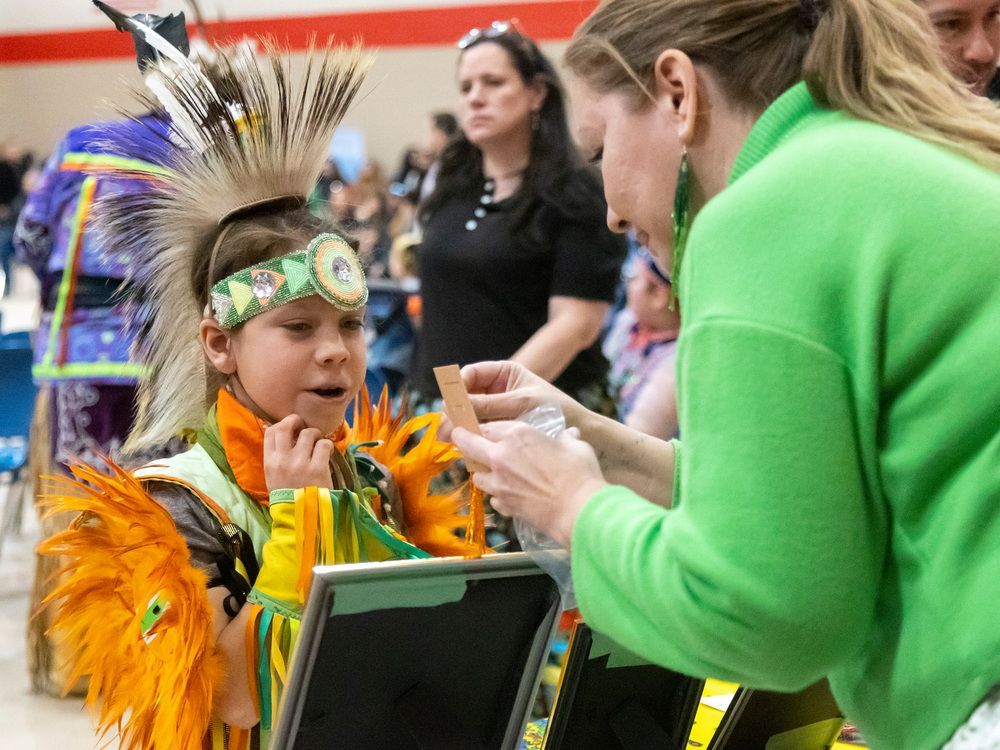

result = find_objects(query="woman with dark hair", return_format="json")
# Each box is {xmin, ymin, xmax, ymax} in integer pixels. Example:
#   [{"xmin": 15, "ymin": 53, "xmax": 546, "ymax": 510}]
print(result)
[{"xmin": 415, "ymin": 22, "xmax": 626, "ymax": 408}]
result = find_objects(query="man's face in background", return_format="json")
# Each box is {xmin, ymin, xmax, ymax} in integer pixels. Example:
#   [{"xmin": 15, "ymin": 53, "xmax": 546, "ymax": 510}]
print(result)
[{"xmin": 925, "ymin": 0, "xmax": 1000, "ymax": 95}]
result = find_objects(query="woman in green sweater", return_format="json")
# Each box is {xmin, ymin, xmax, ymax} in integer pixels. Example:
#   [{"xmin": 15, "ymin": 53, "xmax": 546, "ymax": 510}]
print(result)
[{"xmin": 451, "ymin": 0, "xmax": 1000, "ymax": 747}]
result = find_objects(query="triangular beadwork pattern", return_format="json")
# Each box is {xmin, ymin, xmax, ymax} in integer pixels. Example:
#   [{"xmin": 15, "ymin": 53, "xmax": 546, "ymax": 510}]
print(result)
[
  {"xmin": 229, "ymin": 280, "xmax": 253, "ymax": 315},
  {"xmin": 211, "ymin": 291, "xmax": 233, "ymax": 323},
  {"xmin": 282, "ymin": 257, "xmax": 310, "ymax": 293}
]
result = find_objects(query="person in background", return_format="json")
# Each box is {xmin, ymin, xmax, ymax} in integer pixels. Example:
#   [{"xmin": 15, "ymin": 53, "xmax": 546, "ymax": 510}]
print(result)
[
  {"xmin": 0, "ymin": 156, "xmax": 22, "ymax": 297},
  {"xmin": 415, "ymin": 21, "xmax": 626, "ymax": 412},
  {"xmin": 390, "ymin": 146, "xmax": 425, "ymax": 203},
  {"xmin": 329, "ymin": 161, "xmax": 393, "ymax": 277},
  {"xmin": 13, "ymin": 4, "xmax": 185, "ymax": 695},
  {"xmin": 922, "ymin": 0, "xmax": 1000, "ymax": 97},
  {"xmin": 451, "ymin": 1, "xmax": 1000, "ymax": 747},
  {"xmin": 602, "ymin": 247, "xmax": 680, "ymax": 438},
  {"xmin": 417, "ymin": 111, "xmax": 459, "ymax": 204}
]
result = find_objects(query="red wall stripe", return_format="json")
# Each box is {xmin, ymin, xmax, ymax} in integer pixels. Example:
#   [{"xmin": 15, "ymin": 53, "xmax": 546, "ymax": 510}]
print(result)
[{"xmin": 0, "ymin": 1, "xmax": 599, "ymax": 65}]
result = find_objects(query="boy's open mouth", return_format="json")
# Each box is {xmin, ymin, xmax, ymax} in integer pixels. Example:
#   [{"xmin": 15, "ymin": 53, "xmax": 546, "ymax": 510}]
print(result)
[{"xmin": 311, "ymin": 387, "xmax": 347, "ymax": 399}]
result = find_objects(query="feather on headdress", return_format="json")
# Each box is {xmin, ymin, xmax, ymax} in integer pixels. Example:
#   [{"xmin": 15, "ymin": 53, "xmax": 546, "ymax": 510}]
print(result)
[{"xmin": 93, "ymin": 35, "xmax": 372, "ymax": 452}]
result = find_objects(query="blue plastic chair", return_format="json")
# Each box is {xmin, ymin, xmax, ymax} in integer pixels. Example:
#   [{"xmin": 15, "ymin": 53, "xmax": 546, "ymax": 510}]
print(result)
[{"xmin": 0, "ymin": 333, "xmax": 37, "ymax": 556}]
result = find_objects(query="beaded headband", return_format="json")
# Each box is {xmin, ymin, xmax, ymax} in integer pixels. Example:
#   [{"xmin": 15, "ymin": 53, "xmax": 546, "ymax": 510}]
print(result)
[{"xmin": 209, "ymin": 233, "xmax": 367, "ymax": 329}]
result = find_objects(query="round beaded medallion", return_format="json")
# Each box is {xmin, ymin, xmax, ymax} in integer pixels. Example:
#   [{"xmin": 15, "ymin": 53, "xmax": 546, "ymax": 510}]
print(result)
[{"xmin": 308, "ymin": 233, "xmax": 368, "ymax": 310}]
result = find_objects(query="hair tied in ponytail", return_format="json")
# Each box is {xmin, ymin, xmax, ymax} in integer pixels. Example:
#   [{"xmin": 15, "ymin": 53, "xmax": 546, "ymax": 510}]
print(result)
[{"xmin": 799, "ymin": 0, "xmax": 827, "ymax": 33}]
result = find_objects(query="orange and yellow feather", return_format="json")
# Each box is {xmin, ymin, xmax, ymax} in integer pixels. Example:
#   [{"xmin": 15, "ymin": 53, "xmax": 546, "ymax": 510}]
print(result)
[
  {"xmin": 37, "ymin": 459, "xmax": 222, "ymax": 750},
  {"xmin": 339, "ymin": 387, "xmax": 479, "ymax": 557}
]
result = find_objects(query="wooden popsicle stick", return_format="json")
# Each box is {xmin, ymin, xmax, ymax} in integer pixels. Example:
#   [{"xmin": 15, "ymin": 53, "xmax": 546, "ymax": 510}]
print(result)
[{"xmin": 433, "ymin": 364, "xmax": 485, "ymax": 472}]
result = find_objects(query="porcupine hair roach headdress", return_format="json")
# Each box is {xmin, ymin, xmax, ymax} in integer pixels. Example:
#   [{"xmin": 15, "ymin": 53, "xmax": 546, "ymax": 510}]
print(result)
[{"xmin": 91, "ymin": 7, "xmax": 372, "ymax": 452}]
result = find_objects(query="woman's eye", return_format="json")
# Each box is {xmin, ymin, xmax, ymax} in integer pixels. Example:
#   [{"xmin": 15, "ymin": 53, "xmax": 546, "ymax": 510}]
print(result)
[
  {"xmin": 589, "ymin": 147, "xmax": 604, "ymax": 166},
  {"xmin": 934, "ymin": 17, "xmax": 963, "ymax": 32},
  {"xmin": 344, "ymin": 318, "xmax": 366, "ymax": 331},
  {"xmin": 282, "ymin": 322, "xmax": 309, "ymax": 332}
]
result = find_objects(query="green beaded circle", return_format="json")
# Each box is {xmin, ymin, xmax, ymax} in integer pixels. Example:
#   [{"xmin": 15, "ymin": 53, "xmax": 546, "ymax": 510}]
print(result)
[{"xmin": 307, "ymin": 233, "xmax": 368, "ymax": 311}]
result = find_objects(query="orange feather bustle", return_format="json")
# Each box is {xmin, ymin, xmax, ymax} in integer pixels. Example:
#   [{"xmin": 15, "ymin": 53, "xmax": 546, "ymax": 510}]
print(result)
[
  {"xmin": 338, "ymin": 386, "xmax": 484, "ymax": 558},
  {"xmin": 37, "ymin": 459, "xmax": 223, "ymax": 750}
]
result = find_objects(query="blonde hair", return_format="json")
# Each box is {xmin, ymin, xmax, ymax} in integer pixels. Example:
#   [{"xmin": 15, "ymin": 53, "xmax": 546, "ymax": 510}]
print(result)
[{"xmin": 565, "ymin": 0, "xmax": 1000, "ymax": 172}]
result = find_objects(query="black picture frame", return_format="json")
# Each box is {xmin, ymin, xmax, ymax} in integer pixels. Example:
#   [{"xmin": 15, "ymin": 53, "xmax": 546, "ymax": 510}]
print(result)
[
  {"xmin": 707, "ymin": 680, "xmax": 844, "ymax": 750},
  {"xmin": 542, "ymin": 620, "xmax": 704, "ymax": 750},
  {"xmin": 271, "ymin": 553, "xmax": 561, "ymax": 750}
]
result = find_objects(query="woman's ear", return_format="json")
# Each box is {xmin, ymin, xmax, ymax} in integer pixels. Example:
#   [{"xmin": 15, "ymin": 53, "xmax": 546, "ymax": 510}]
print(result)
[
  {"xmin": 651, "ymin": 49, "xmax": 699, "ymax": 146},
  {"xmin": 529, "ymin": 75, "xmax": 549, "ymax": 115},
  {"xmin": 199, "ymin": 318, "xmax": 237, "ymax": 375}
]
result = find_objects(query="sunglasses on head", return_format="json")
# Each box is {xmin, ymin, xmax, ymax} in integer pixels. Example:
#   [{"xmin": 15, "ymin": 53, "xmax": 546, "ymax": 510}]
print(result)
[{"xmin": 457, "ymin": 19, "xmax": 520, "ymax": 49}]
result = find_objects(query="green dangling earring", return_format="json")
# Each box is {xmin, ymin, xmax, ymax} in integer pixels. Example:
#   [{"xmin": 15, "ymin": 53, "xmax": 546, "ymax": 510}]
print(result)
[{"xmin": 669, "ymin": 146, "xmax": 690, "ymax": 311}]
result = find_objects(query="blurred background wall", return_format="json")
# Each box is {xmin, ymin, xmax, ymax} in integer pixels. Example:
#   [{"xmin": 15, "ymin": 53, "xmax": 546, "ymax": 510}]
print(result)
[{"xmin": 0, "ymin": 0, "xmax": 586, "ymax": 167}]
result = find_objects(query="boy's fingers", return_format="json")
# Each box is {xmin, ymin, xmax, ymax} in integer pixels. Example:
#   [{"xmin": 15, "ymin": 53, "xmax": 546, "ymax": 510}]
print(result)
[
  {"xmin": 312, "ymin": 438, "xmax": 333, "ymax": 462},
  {"xmin": 268, "ymin": 414, "xmax": 305, "ymax": 451},
  {"xmin": 294, "ymin": 427, "xmax": 323, "ymax": 458}
]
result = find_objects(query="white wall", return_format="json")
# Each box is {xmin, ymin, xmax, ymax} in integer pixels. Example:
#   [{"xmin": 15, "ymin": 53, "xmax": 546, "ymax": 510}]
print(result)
[
  {"xmin": 0, "ymin": 0, "xmax": 576, "ymax": 167},
  {"xmin": 1, "ymin": 0, "xmax": 505, "ymax": 33}
]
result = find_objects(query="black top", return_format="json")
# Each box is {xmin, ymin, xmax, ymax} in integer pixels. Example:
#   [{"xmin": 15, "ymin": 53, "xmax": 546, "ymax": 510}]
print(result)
[{"xmin": 416, "ymin": 177, "xmax": 626, "ymax": 398}]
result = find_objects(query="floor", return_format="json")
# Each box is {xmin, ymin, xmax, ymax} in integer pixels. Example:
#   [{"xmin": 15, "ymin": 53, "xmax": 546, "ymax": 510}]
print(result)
[
  {"xmin": 0, "ymin": 514, "xmax": 111, "ymax": 749},
  {"xmin": 1, "ymin": 264, "xmax": 111, "ymax": 749}
]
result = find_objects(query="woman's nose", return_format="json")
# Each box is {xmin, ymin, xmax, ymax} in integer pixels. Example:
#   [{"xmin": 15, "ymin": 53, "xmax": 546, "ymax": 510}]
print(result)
[
  {"xmin": 465, "ymin": 83, "xmax": 485, "ymax": 105},
  {"xmin": 607, "ymin": 207, "xmax": 630, "ymax": 235},
  {"xmin": 964, "ymin": 25, "xmax": 998, "ymax": 64}
]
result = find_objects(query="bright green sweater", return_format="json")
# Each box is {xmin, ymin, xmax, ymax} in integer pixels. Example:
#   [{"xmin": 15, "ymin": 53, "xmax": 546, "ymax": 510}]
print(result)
[{"xmin": 572, "ymin": 83, "xmax": 1000, "ymax": 749}]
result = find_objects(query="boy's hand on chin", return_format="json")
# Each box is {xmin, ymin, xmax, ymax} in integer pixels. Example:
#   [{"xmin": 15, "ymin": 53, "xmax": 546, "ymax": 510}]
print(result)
[{"xmin": 263, "ymin": 414, "xmax": 334, "ymax": 491}]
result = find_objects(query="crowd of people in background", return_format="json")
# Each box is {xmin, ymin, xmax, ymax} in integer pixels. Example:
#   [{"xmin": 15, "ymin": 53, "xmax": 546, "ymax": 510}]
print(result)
[
  {"xmin": 1, "ymin": 108, "xmax": 677, "ymax": 443},
  {"xmin": 0, "ymin": 147, "xmax": 37, "ymax": 298}
]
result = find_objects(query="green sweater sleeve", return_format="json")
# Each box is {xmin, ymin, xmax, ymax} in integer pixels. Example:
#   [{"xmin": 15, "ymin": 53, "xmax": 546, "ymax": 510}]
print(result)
[{"xmin": 572, "ymin": 319, "xmax": 887, "ymax": 690}]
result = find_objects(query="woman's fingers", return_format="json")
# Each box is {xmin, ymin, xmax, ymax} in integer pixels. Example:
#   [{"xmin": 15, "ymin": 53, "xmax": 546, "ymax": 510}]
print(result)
[
  {"xmin": 451, "ymin": 426, "xmax": 498, "ymax": 470},
  {"xmin": 477, "ymin": 420, "xmax": 524, "ymax": 440},
  {"xmin": 467, "ymin": 391, "xmax": 536, "ymax": 422},
  {"xmin": 461, "ymin": 360, "xmax": 517, "ymax": 395},
  {"xmin": 437, "ymin": 413, "xmax": 455, "ymax": 442},
  {"xmin": 454, "ymin": 418, "xmax": 606, "ymax": 547},
  {"xmin": 487, "ymin": 491, "xmax": 511, "ymax": 517},
  {"xmin": 459, "ymin": 360, "xmax": 573, "ymax": 423}
]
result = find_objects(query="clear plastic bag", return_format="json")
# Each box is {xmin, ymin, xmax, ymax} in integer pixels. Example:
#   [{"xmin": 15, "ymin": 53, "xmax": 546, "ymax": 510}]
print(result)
[{"xmin": 514, "ymin": 402, "xmax": 576, "ymax": 609}]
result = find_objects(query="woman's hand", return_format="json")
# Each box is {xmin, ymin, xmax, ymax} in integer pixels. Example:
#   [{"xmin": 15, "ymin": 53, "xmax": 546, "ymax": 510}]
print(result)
[
  {"xmin": 263, "ymin": 415, "xmax": 333, "ymax": 492},
  {"xmin": 460, "ymin": 360, "xmax": 584, "ymax": 426},
  {"xmin": 451, "ymin": 421, "xmax": 609, "ymax": 548}
]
